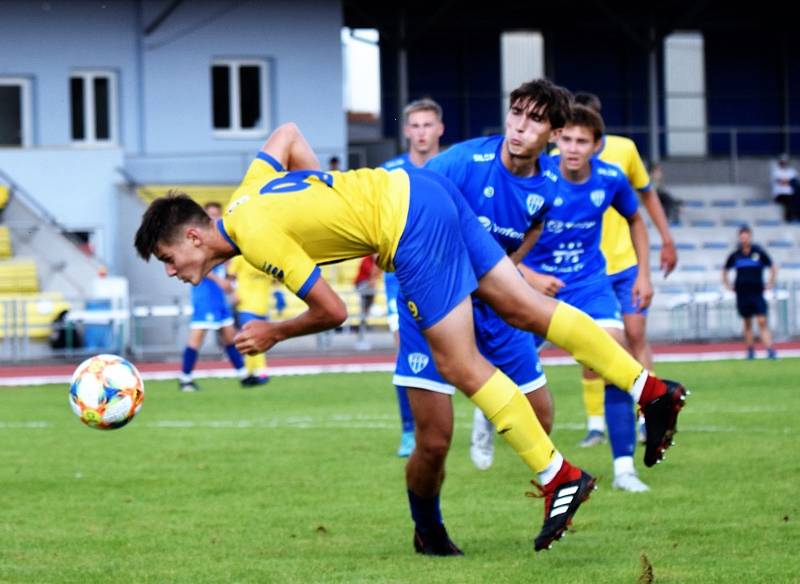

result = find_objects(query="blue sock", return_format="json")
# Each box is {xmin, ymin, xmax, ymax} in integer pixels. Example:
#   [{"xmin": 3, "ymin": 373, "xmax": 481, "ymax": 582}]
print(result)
[
  {"xmin": 182, "ymin": 347, "xmax": 198, "ymax": 376},
  {"xmin": 407, "ymin": 490, "xmax": 442, "ymax": 533},
  {"xmin": 224, "ymin": 344, "xmax": 245, "ymax": 370},
  {"xmin": 396, "ymin": 386, "xmax": 415, "ymax": 433},
  {"xmin": 605, "ymin": 385, "xmax": 636, "ymax": 459}
]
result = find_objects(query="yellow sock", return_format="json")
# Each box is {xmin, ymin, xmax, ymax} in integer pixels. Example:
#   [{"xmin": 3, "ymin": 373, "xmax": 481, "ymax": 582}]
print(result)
[
  {"xmin": 244, "ymin": 353, "xmax": 266, "ymax": 376},
  {"xmin": 470, "ymin": 369, "xmax": 557, "ymax": 473},
  {"xmin": 546, "ymin": 302, "xmax": 643, "ymax": 391},
  {"xmin": 582, "ymin": 377, "xmax": 605, "ymax": 418}
]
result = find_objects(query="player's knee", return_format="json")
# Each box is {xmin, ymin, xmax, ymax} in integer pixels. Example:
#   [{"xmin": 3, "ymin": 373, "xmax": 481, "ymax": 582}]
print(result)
[{"xmin": 415, "ymin": 432, "xmax": 451, "ymax": 464}]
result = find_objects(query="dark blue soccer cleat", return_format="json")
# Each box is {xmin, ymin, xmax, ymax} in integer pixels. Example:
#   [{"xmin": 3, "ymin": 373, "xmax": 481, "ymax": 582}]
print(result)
[{"xmin": 413, "ymin": 524, "xmax": 464, "ymax": 556}]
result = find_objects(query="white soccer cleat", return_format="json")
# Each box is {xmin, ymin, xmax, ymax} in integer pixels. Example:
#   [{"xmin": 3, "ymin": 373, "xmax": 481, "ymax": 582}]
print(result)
[
  {"xmin": 470, "ymin": 408, "xmax": 495, "ymax": 470},
  {"xmin": 612, "ymin": 472, "xmax": 650, "ymax": 493}
]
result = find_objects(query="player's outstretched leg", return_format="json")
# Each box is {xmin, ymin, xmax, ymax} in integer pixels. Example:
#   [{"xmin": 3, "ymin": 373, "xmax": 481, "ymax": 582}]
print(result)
[{"xmin": 474, "ymin": 259, "xmax": 690, "ymax": 466}]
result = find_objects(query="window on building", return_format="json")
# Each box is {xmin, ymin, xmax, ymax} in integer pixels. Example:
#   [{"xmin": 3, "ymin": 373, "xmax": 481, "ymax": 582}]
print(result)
[
  {"xmin": 664, "ymin": 32, "xmax": 707, "ymax": 156},
  {"xmin": 70, "ymin": 71, "xmax": 117, "ymax": 145},
  {"xmin": 0, "ymin": 78, "xmax": 32, "ymax": 147},
  {"xmin": 211, "ymin": 59, "xmax": 269, "ymax": 137}
]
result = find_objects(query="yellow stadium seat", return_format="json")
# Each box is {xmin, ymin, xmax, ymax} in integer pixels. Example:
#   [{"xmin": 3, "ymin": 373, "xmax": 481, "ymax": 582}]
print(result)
[
  {"xmin": 0, "ymin": 226, "xmax": 12, "ymax": 258},
  {"xmin": 0, "ymin": 259, "xmax": 39, "ymax": 294},
  {"xmin": 0, "ymin": 292, "xmax": 70, "ymax": 339},
  {"xmin": 0, "ymin": 185, "xmax": 9, "ymax": 212}
]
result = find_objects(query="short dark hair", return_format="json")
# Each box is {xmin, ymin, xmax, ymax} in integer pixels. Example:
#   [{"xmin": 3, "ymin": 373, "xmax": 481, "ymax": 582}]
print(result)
[
  {"xmin": 574, "ymin": 91, "xmax": 603, "ymax": 113},
  {"xmin": 509, "ymin": 79, "xmax": 572, "ymax": 130},
  {"xmin": 134, "ymin": 192, "xmax": 211, "ymax": 260},
  {"xmin": 739, "ymin": 224, "xmax": 752, "ymax": 234},
  {"xmin": 564, "ymin": 104, "xmax": 605, "ymax": 141}
]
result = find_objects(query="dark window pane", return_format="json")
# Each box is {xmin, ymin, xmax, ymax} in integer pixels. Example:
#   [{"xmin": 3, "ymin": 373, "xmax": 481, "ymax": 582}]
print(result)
[
  {"xmin": 94, "ymin": 77, "xmax": 110, "ymax": 140},
  {"xmin": 239, "ymin": 65, "xmax": 261, "ymax": 129},
  {"xmin": 70, "ymin": 77, "xmax": 85, "ymax": 140},
  {"xmin": 212, "ymin": 65, "xmax": 230, "ymax": 129},
  {"xmin": 0, "ymin": 85, "xmax": 22, "ymax": 146}
]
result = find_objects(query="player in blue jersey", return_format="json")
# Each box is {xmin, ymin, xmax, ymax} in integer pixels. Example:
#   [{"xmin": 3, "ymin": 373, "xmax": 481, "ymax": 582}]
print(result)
[
  {"xmin": 381, "ymin": 98, "xmax": 445, "ymax": 458},
  {"xmin": 518, "ymin": 104, "xmax": 653, "ymax": 492},
  {"xmin": 136, "ymin": 121, "xmax": 686, "ymax": 555},
  {"xmin": 392, "ymin": 80, "xmax": 567, "ymax": 553},
  {"xmin": 179, "ymin": 202, "xmax": 251, "ymax": 391},
  {"xmin": 722, "ymin": 225, "xmax": 778, "ymax": 359}
]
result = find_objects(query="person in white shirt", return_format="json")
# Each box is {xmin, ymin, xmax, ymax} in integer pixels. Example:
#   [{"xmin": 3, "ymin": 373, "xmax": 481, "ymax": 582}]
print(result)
[{"xmin": 771, "ymin": 153, "xmax": 799, "ymax": 222}]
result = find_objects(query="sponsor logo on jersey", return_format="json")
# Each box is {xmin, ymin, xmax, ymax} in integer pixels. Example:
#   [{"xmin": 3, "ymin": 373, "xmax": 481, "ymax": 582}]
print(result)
[
  {"xmin": 597, "ymin": 166, "xmax": 619, "ymax": 177},
  {"xmin": 478, "ymin": 216, "xmax": 492, "ymax": 230},
  {"xmin": 226, "ymin": 195, "xmax": 250, "ymax": 213},
  {"xmin": 262, "ymin": 262, "xmax": 285, "ymax": 281},
  {"xmin": 472, "ymin": 153, "xmax": 495, "ymax": 162},
  {"xmin": 545, "ymin": 219, "xmax": 596, "ymax": 234},
  {"xmin": 553, "ymin": 241, "xmax": 585, "ymax": 265},
  {"xmin": 590, "ymin": 190, "xmax": 606, "ymax": 207},
  {"xmin": 543, "ymin": 169, "xmax": 559, "ymax": 183},
  {"xmin": 527, "ymin": 194, "xmax": 545, "ymax": 216},
  {"xmin": 408, "ymin": 352, "xmax": 430, "ymax": 374}
]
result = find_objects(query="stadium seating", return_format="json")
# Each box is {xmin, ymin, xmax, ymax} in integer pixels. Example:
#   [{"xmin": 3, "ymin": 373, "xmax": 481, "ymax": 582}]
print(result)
[
  {"xmin": 0, "ymin": 291, "xmax": 70, "ymax": 339},
  {"xmin": 137, "ymin": 185, "xmax": 236, "ymax": 207},
  {"xmin": 0, "ymin": 258, "xmax": 39, "ymax": 293}
]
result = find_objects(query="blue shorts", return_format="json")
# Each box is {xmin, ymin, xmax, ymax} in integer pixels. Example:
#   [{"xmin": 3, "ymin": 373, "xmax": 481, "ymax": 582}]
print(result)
[
  {"xmin": 393, "ymin": 295, "xmax": 546, "ymax": 395},
  {"xmin": 238, "ymin": 311, "xmax": 267, "ymax": 326},
  {"xmin": 191, "ymin": 296, "xmax": 234, "ymax": 329},
  {"xmin": 392, "ymin": 168, "xmax": 506, "ymax": 330},
  {"xmin": 608, "ymin": 265, "xmax": 649, "ymax": 316},
  {"xmin": 736, "ymin": 293, "xmax": 767, "ymax": 318},
  {"xmin": 383, "ymin": 272, "xmax": 400, "ymax": 333}
]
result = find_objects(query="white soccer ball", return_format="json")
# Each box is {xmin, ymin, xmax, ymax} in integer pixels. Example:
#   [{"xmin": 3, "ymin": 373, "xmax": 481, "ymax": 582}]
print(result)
[{"xmin": 68, "ymin": 354, "xmax": 145, "ymax": 430}]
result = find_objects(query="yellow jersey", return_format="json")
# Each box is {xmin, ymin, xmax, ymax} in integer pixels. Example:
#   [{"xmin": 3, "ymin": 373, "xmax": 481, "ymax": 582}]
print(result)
[
  {"xmin": 221, "ymin": 153, "xmax": 410, "ymax": 298},
  {"xmin": 596, "ymin": 135, "xmax": 651, "ymax": 275},
  {"xmin": 227, "ymin": 255, "xmax": 272, "ymax": 315}
]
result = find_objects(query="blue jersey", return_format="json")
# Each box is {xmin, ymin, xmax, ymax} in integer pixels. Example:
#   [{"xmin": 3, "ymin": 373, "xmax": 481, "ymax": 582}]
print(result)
[
  {"xmin": 426, "ymin": 136, "xmax": 558, "ymax": 254},
  {"xmin": 724, "ymin": 244, "xmax": 772, "ymax": 294},
  {"xmin": 381, "ymin": 152, "xmax": 413, "ymax": 171},
  {"xmin": 191, "ymin": 263, "xmax": 227, "ymax": 307},
  {"xmin": 523, "ymin": 156, "xmax": 639, "ymax": 289}
]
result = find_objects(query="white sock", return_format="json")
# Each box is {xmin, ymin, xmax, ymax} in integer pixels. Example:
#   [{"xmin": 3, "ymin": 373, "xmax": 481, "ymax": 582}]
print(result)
[
  {"xmin": 613, "ymin": 456, "xmax": 635, "ymax": 477},
  {"xmin": 630, "ymin": 370, "xmax": 649, "ymax": 404},
  {"xmin": 587, "ymin": 415, "xmax": 606, "ymax": 432},
  {"xmin": 538, "ymin": 452, "xmax": 565, "ymax": 485}
]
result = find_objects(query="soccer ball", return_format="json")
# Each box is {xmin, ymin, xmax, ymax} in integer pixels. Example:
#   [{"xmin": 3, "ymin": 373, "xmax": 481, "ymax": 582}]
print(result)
[{"xmin": 69, "ymin": 354, "xmax": 145, "ymax": 430}]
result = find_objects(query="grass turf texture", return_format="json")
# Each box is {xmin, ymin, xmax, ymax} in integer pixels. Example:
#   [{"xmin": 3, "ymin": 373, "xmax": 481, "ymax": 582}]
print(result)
[{"xmin": 1, "ymin": 359, "xmax": 798, "ymax": 583}]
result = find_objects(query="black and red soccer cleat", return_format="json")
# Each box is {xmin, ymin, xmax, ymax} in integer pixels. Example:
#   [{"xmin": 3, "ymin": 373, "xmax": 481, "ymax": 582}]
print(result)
[
  {"xmin": 413, "ymin": 524, "xmax": 464, "ymax": 556},
  {"xmin": 639, "ymin": 377, "xmax": 688, "ymax": 467},
  {"xmin": 529, "ymin": 461, "xmax": 596, "ymax": 551}
]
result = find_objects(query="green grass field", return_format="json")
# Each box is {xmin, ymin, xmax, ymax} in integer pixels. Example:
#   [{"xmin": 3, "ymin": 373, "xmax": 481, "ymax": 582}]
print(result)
[{"xmin": 1, "ymin": 359, "xmax": 799, "ymax": 583}]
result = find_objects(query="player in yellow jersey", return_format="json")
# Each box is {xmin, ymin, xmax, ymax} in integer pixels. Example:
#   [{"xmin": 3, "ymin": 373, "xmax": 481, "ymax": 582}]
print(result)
[
  {"xmin": 227, "ymin": 255, "xmax": 271, "ymax": 386},
  {"xmin": 135, "ymin": 121, "xmax": 686, "ymax": 554},
  {"xmin": 573, "ymin": 92, "xmax": 678, "ymax": 447}
]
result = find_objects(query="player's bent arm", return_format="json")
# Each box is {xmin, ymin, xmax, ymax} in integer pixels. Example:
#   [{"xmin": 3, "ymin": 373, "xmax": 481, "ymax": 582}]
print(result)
[
  {"xmin": 628, "ymin": 211, "xmax": 654, "ymax": 309},
  {"xmin": 767, "ymin": 265, "xmax": 778, "ymax": 290},
  {"xmin": 234, "ymin": 277, "xmax": 347, "ymax": 354},
  {"xmin": 639, "ymin": 187, "xmax": 677, "ymax": 276},
  {"xmin": 260, "ymin": 122, "xmax": 321, "ymax": 172},
  {"xmin": 722, "ymin": 268, "xmax": 733, "ymax": 291},
  {"xmin": 509, "ymin": 222, "xmax": 544, "ymax": 265}
]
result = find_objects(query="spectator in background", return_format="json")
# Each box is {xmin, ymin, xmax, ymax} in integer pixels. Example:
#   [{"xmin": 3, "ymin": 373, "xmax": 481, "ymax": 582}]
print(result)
[
  {"xmin": 722, "ymin": 225, "xmax": 778, "ymax": 360},
  {"xmin": 650, "ymin": 162, "xmax": 683, "ymax": 224},
  {"xmin": 771, "ymin": 153, "xmax": 799, "ymax": 222},
  {"xmin": 328, "ymin": 155, "xmax": 341, "ymax": 171}
]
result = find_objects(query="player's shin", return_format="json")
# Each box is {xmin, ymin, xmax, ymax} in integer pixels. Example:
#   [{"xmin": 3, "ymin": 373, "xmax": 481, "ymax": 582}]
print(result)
[
  {"xmin": 545, "ymin": 302, "xmax": 643, "ymax": 392},
  {"xmin": 469, "ymin": 370, "xmax": 561, "ymax": 482}
]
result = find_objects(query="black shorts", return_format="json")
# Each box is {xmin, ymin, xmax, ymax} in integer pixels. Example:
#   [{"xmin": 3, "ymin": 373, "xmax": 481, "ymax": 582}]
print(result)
[{"xmin": 736, "ymin": 293, "xmax": 767, "ymax": 318}]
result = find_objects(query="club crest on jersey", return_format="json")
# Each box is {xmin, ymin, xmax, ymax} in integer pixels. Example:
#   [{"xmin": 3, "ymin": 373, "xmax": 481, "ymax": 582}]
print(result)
[
  {"xmin": 408, "ymin": 352, "xmax": 430, "ymax": 374},
  {"xmin": 407, "ymin": 300, "xmax": 422, "ymax": 321},
  {"xmin": 590, "ymin": 190, "xmax": 606, "ymax": 207},
  {"xmin": 527, "ymin": 194, "xmax": 545, "ymax": 216}
]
